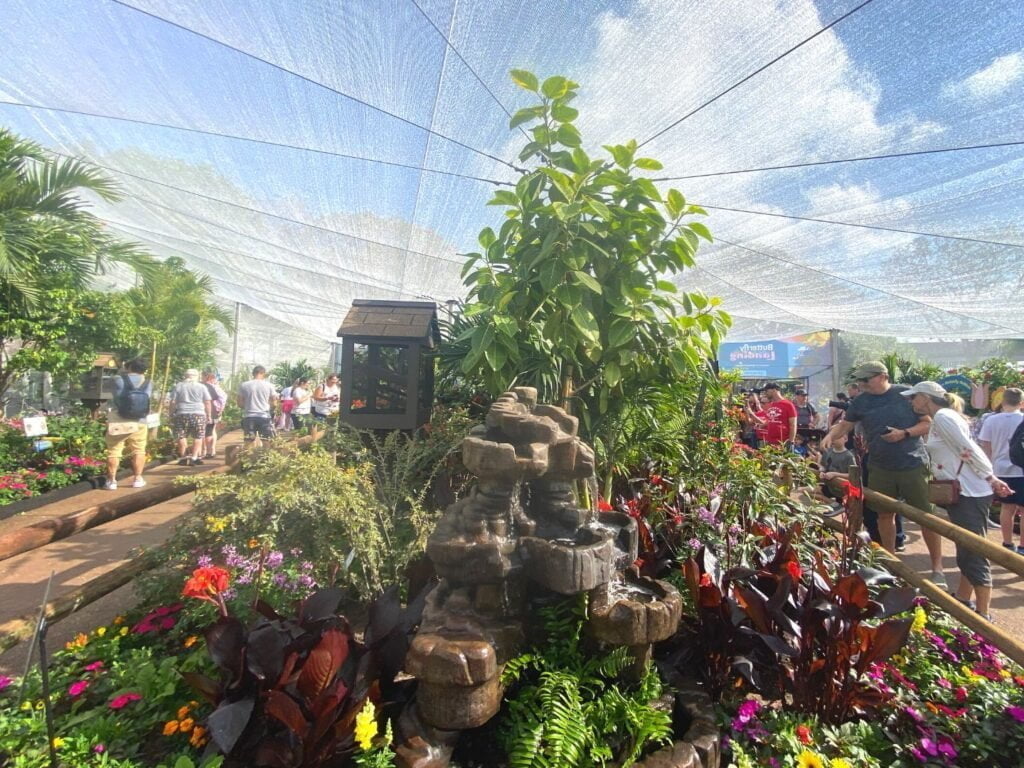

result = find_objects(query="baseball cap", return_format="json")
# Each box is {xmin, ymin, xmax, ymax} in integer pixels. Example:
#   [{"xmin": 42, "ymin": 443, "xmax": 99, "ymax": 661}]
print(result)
[
  {"xmin": 794, "ymin": 389, "xmax": 807, "ymax": 396},
  {"xmin": 849, "ymin": 361, "xmax": 888, "ymax": 381},
  {"xmin": 761, "ymin": 382, "xmax": 781, "ymax": 391},
  {"xmin": 900, "ymin": 381, "xmax": 947, "ymax": 399}
]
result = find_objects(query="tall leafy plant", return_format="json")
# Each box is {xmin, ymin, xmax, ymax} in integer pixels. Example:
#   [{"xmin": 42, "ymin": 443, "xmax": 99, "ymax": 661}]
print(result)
[{"xmin": 443, "ymin": 70, "xmax": 728, "ymax": 482}]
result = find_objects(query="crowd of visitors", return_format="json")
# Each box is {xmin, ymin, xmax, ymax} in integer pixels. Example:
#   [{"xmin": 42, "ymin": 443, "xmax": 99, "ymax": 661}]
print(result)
[
  {"xmin": 102, "ymin": 361, "xmax": 346, "ymax": 486},
  {"xmin": 740, "ymin": 360, "xmax": 1023, "ymax": 622}
]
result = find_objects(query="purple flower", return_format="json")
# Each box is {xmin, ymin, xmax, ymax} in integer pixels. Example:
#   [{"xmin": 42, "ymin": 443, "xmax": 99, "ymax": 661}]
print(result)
[
  {"xmin": 197, "ymin": 555, "xmax": 213, "ymax": 568},
  {"xmin": 301, "ymin": 561, "xmax": 314, "ymax": 571},
  {"xmin": 266, "ymin": 551, "xmax": 284, "ymax": 568},
  {"xmin": 272, "ymin": 572, "xmax": 288, "ymax": 587},
  {"xmin": 727, "ymin": 524, "xmax": 741, "ymax": 535},
  {"xmin": 920, "ymin": 737, "xmax": 938, "ymax": 757},
  {"xmin": 93, "ymin": 744, "xmax": 106, "ymax": 754},
  {"xmin": 736, "ymin": 699, "xmax": 760, "ymax": 723},
  {"xmin": 221, "ymin": 588, "xmax": 237, "ymax": 601},
  {"xmin": 937, "ymin": 737, "xmax": 957, "ymax": 759},
  {"xmin": 687, "ymin": 537, "xmax": 702, "ymax": 550},
  {"xmin": 290, "ymin": 548, "xmax": 302, "ymax": 556},
  {"xmin": 298, "ymin": 574, "xmax": 316, "ymax": 588},
  {"xmin": 1007, "ymin": 705, "xmax": 1024, "ymax": 723},
  {"xmin": 0, "ymin": 675, "xmax": 12, "ymax": 691},
  {"xmin": 697, "ymin": 506, "xmax": 717, "ymax": 525},
  {"xmin": 236, "ymin": 573, "xmax": 251, "ymax": 585},
  {"xmin": 905, "ymin": 706, "xmax": 923, "ymax": 723}
]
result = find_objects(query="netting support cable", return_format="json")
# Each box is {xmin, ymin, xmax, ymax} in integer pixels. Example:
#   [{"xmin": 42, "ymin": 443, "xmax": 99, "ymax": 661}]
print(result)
[
  {"xmin": 638, "ymin": 0, "xmax": 879, "ymax": 148},
  {"xmin": 656, "ymin": 140, "xmax": 1024, "ymax": 180},
  {"xmin": 0, "ymin": 100, "xmax": 512, "ymax": 186},
  {"xmin": 49, "ymin": 151, "xmax": 464, "ymax": 266},
  {"xmin": 696, "ymin": 203, "xmax": 1024, "ymax": 250},
  {"xmin": 107, "ymin": 0, "xmax": 527, "ymax": 173},
  {"xmin": 688, "ymin": 265, "xmax": 823, "ymax": 328},
  {"xmin": 712, "ymin": 235, "xmax": 1024, "ymax": 335}
]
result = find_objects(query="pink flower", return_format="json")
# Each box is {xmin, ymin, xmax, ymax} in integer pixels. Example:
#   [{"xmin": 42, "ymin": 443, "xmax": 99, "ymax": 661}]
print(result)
[
  {"xmin": 92, "ymin": 744, "xmax": 106, "ymax": 754},
  {"xmin": 1008, "ymin": 705, "xmax": 1024, "ymax": 723},
  {"xmin": 84, "ymin": 661, "xmax": 104, "ymax": 673},
  {"xmin": 108, "ymin": 692, "xmax": 141, "ymax": 709},
  {"xmin": 0, "ymin": 675, "xmax": 12, "ymax": 691},
  {"xmin": 68, "ymin": 680, "xmax": 89, "ymax": 697}
]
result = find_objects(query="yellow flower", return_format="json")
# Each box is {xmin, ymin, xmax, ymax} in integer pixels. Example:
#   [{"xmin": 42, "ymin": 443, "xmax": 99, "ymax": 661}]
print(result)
[
  {"xmin": 35, "ymin": 701, "xmax": 45, "ymax": 710},
  {"xmin": 830, "ymin": 759, "xmax": 852, "ymax": 768},
  {"xmin": 999, "ymin": 668, "xmax": 1011, "ymax": 679},
  {"xmin": 205, "ymin": 515, "xmax": 227, "ymax": 533},
  {"xmin": 65, "ymin": 632, "xmax": 89, "ymax": 650},
  {"xmin": 911, "ymin": 606, "xmax": 927, "ymax": 633},
  {"xmin": 119, "ymin": 627, "xmax": 129, "ymax": 636},
  {"xmin": 354, "ymin": 699, "xmax": 378, "ymax": 750},
  {"xmin": 95, "ymin": 626, "xmax": 107, "ymax": 637},
  {"xmin": 113, "ymin": 616, "xmax": 125, "ymax": 625},
  {"xmin": 183, "ymin": 636, "xmax": 199, "ymax": 649},
  {"xmin": 163, "ymin": 720, "xmax": 179, "ymax": 736},
  {"xmin": 796, "ymin": 750, "xmax": 824, "ymax": 768},
  {"xmin": 179, "ymin": 717, "xmax": 194, "ymax": 733},
  {"xmin": 20, "ymin": 701, "xmax": 32, "ymax": 711},
  {"xmin": 52, "ymin": 737, "xmax": 65, "ymax": 749}
]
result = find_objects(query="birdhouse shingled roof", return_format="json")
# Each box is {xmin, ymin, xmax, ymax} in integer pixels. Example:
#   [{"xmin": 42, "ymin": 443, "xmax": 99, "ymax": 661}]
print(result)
[{"xmin": 336, "ymin": 300, "xmax": 440, "ymax": 346}]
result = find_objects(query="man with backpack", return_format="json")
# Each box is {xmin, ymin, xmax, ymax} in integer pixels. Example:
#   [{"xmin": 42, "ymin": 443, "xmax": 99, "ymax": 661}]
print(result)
[
  {"xmin": 104, "ymin": 358, "xmax": 153, "ymax": 491},
  {"xmin": 978, "ymin": 387, "xmax": 1024, "ymax": 553},
  {"xmin": 201, "ymin": 370, "xmax": 227, "ymax": 459}
]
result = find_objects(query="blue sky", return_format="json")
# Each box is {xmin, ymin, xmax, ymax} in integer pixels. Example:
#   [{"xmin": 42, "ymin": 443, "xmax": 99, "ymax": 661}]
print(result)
[{"xmin": 1, "ymin": 0, "xmax": 1022, "ymax": 342}]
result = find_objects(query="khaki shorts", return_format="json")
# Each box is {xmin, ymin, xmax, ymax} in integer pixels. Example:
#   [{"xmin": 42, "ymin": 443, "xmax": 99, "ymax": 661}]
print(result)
[{"xmin": 106, "ymin": 423, "xmax": 148, "ymax": 461}]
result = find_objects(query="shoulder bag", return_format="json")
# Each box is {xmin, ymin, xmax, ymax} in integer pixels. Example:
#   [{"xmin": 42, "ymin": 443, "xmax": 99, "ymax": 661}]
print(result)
[{"xmin": 927, "ymin": 460, "xmax": 963, "ymax": 507}]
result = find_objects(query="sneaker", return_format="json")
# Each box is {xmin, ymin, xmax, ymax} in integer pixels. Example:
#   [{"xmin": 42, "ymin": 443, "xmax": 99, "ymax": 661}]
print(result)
[
  {"xmin": 957, "ymin": 597, "xmax": 977, "ymax": 611},
  {"xmin": 1016, "ymin": 546, "xmax": 1024, "ymax": 556},
  {"xmin": 929, "ymin": 571, "xmax": 948, "ymax": 589},
  {"xmin": 895, "ymin": 540, "xmax": 907, "ymax": 553},
  {"xmin": 177, "ymin": 458, "xmax": 189, "ymax": 466},
  {"xmin": 1003, "ymin": 542, "xmax": 1017, "ymax": 550},
  {"xmin": 191, "ymin": 458, "xmax": 204, "ymax": 466},
  {"xmin": 131, "ymin": 478, "xmax": 146, "ymax": 489},
  {"xmin": 105, "ymin": 480, "xmax": 118, "ymax": 491}
]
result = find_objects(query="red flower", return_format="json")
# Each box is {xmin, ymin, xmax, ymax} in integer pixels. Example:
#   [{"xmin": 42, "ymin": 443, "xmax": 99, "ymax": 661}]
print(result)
[
  {"xmin": 649, "ymin": 474, "xmax": 663, "ymax": 486},
  {"xmin": 699, "ymin": 573, "xmax": 712, "ymax": 587},
  {"xmin": 597, "ymin": 498, "xmax": 613, "ymax": 512},
  {"xmin": 785, "ymin": 561, "xmax": 803, "ymax": 581},
  {"xmin": 182, "ymin": 566, "xmax": 230, "ymax": 599},
  {"xmin": 795, "ymin": 724, "xmax": 813, "ymax": 745},
  {"xmin": 108, "ymin": 692, "xmax": 141, "ymax": 709}
]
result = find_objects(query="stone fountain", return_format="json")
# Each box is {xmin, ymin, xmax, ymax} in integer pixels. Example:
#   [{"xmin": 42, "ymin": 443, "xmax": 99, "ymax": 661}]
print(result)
[{"xmin": 395, "ymin": 388, "xmax": 687, "ymax": 768}]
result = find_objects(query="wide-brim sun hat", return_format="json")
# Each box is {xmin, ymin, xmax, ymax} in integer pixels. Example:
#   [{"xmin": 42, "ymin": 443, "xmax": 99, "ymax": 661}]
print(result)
[{"xmin": 900, "ymin": 381, "xmax": 947, "ymax": 398}]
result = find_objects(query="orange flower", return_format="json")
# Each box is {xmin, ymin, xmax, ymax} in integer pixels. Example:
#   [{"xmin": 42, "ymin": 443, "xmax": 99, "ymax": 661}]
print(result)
[
  {"xmin": 177, "ymin": 705, "xmax": 191, "ymax": 719},
  {"xmin": 190, "ymin": 725, "xmax": 207, "ymax": 748},
  {"xmin": 182, "ymin": 566, "xmax": 230, "ymax": 599},
  {"xmin": 113, "ymin": 616, "xmax": 125, "ymax": 626},
  {"xmin": 178, "ymin": 717, "xmax": 194, "ymax": 733},
  {"xmin": 162, "ymin": 720, "xmax": 179, "ymax": 736},
  {"xmin": 183, "ymin": 636, "xmax": 199, "ymax": 649},
  {"xmin": 248, "ymin": 538, "xmax": 260, "ymax": 549}
]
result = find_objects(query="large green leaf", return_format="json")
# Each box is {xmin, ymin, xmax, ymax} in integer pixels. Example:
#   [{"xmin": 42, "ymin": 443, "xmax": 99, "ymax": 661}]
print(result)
[
  {"xmin": 541, "ymin": 75, "xmax": 570, "ymax": 99},
  {"xmin": 510, "ymin": 105, "xmax": 544, "ymax": 129},
  {"xmin": 570, "ymin": 305, "xmax": 599, "ymax": 342},
  {"xmin": 556, "ymin": 123, "xmax": 582, "ymax": 148},
  {"xmin": 489, "ymin": 190, "xmax": 520, "ymax": 207},
  {"xmin": 634, "ymin": 157, "xmax": 663, "ymax": 171},
  {"xmin": 666, "ymin": 189, "xmax": 685, "ymax": 218},
  {"xmin": 573, "ymin": 270, "xmax": 602, "ymax": 294},
  {"xmin": 551, "ymin": 102, "xmax": 579, "ymax": 122},
  {"xmin": 510, "ymin": 69, "xmax": 539, "ymax": 92},
  {"xmin": 689, "ymin": 221, "xmax": 713, "ymax": 242}
]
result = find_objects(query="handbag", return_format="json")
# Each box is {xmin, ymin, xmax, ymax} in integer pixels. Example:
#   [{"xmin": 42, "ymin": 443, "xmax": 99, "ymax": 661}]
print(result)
[{"xmin": 927, "ymin": 461, "xmax": 963, "ymax": 506}]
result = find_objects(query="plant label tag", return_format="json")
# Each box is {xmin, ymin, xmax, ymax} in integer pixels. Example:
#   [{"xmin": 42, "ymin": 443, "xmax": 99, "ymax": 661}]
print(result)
[{"xmin": 22, "ymin": 416, "xmax": 48, "ymax": 437}]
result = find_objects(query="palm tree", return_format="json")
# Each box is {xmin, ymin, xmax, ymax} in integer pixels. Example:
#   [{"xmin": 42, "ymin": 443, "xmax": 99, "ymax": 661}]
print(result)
[
  {"xmin": 0, "ymin": 127, "xmax": 154, "ymax": 308},
  {"xmin": 126, "ymin": 257, "xmax": 235, "ymax": 387}
]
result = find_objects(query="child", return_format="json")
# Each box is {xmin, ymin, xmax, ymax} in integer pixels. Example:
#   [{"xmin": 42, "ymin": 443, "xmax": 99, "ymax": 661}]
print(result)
[{"xmin": 819, "ymin": 440, "xmax": 857, "ymax": 515}]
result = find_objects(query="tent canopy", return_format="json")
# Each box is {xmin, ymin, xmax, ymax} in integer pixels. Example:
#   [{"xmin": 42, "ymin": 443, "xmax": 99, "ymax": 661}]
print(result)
[{"xmin": 2, "ymin": 0, "xmax": 1022, "ymax": 359}]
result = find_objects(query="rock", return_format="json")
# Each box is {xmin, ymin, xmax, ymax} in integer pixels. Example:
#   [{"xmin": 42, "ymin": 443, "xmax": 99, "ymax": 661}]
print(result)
[
  {"xmin": 519, "ymin": 532, "xmax": 615, "ymax": 594},
  {"xmin": 632, "ymin": 741, "xmax": 701, "ymax": 768}
]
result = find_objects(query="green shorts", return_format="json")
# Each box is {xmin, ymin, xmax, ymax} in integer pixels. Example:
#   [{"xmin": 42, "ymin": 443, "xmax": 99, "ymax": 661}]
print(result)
[{"xmin": 866, "ymin": 462, "xmax": 930, "ymax": 513}]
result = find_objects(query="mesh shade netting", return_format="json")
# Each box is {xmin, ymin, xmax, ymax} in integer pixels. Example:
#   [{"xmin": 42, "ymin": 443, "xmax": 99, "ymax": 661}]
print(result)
[{"xmin": 1, "ymin": 0, "xmax": 1022, "ymax": 358}]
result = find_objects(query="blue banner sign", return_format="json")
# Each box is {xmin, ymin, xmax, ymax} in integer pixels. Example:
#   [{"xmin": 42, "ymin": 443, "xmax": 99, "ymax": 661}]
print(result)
[{"xmin": 719, "ymin": 332, "xmax": 832, "ymax": 379}]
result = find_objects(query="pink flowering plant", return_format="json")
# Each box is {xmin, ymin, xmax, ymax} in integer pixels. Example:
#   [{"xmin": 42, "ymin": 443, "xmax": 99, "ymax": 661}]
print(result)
[{"xmin": 0, "ymin": 611, "xmax": 216, "ymax": 767}]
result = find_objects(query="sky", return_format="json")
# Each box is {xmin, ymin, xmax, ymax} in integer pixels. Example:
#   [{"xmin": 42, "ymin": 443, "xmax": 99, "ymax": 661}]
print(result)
[{"xmin": 1, "ymin": 0, "xmax": 1022, "ymax": 351}]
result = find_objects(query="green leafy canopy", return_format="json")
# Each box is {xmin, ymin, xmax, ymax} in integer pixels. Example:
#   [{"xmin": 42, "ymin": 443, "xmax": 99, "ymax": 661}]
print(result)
[{"xmin": 441, "ymin": 69, "xmax": 730, "ymax": 468}]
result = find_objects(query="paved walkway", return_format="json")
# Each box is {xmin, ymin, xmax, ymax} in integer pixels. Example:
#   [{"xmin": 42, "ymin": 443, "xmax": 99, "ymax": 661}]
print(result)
[{"xmin": 0, "ymin": 432, "xmax": 244, "ymax": 676}]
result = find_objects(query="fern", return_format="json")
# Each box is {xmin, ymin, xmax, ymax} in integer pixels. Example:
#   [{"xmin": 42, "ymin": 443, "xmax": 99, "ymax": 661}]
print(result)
[{"xmin": 498, "ymin": 595, "xmax": 674, "ymax": 767}]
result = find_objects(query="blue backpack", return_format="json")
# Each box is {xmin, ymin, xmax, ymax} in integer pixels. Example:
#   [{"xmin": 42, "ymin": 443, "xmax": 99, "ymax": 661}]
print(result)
[{"xmin": 116, "ymin": 375, "xmax": 150, "ymax": 419}]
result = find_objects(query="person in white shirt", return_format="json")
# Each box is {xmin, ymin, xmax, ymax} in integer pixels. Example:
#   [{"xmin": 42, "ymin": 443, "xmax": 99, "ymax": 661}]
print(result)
[
  {"xmin": 312, "ymin": 373, "xmax": 341, "ymax": 421},
  {"xmin": 904, "ymin": 381, "xmax": 1011, "ymax": 620},
  {"xmin": 291, "ymin": 376, "xmax": 312, "ymax": 430},
  {"xmin": 978, "ymin": 387, "xmax": 1024, "ymax": 553}
]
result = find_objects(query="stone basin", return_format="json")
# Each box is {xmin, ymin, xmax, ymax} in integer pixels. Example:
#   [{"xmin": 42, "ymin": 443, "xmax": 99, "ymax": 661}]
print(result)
[
  {"xmin": 589, "ymin": 573, "xmax": 683, "ymax": 646},
  {"xmin": 405, "ymin": 633, "xmax": 502, "ymax": 730},
  {"xmin": 590, "ymin": 510, "xmax": 639, "ymax": 566},
  {"xmin": 519, "ymin": 528, "xmax": 615, "ymax": 594}
]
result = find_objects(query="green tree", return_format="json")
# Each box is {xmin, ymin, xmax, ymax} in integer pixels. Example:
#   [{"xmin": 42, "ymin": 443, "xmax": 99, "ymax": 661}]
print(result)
[
  {"xmin": 269, "ymin": 358, "xmax": 319, "ymax": 388},
  {"xmin": 441, "ymin": 71, "xmax": 729, "ymax": 487},
  {"xmin": 126, "ymin": 257, "xmax": 234, "ymax": 385},
  {"xmin": 0, "ymin": 128, "xmax": 154, "ymax": 309}
]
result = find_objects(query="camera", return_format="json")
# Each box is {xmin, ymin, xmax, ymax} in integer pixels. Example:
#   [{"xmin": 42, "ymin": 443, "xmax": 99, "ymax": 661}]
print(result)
[{"xmin": 828, "ymin": 400, "xmax": 849, "ymax": 411}]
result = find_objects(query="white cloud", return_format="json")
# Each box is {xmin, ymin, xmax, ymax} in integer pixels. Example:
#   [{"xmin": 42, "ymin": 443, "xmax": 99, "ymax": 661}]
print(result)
[{"xmin": 943, "ymin": 52, "xmax": 1024, "ymax": 101}]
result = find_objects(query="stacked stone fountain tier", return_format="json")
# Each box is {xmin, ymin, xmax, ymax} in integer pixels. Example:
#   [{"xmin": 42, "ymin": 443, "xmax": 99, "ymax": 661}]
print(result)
[{"xmin": 396, "ymin": 389, "xmax": 685, "ymax": 768}]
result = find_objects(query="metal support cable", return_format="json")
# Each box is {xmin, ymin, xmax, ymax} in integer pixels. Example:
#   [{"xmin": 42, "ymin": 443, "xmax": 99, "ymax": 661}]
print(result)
[
  {"xmin": 696, "ymin": 202, "xmax": 1024, "ymax": 249},
  {"xmin": 108, "ymin": 0, "xmax": 526, "ymax": 173},
  {"xmin": 655, "ymin": 140, "xmax": 1024, "ymax": 180},
  {"xmin": 638, "ymin": 0, "xmax": 879, "ymax": 148},
  {"xmin": 711, "ymin": 235, "xmax": 1024, "ymax": 335},
  {"xmin": 0, "ymin": 100, "xmax": 512, "ymax": 186},
  {"xmin": 48, "ymin": 151, "xmax": 464, "ymax": 266},
  {"xmin": 688, "ymin": 264, "xmax": 823, "ymax": 329}
]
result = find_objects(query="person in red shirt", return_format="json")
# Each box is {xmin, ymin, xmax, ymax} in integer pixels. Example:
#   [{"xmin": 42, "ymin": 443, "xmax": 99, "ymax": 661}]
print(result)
[{"xmin": 748, "ymin": 383, "xmax": 798, "ymax": 445}]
